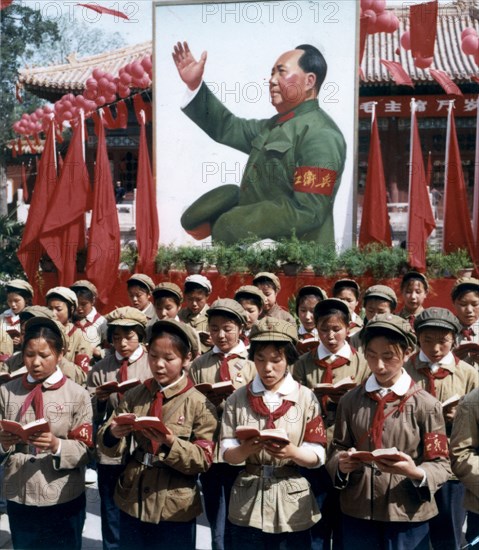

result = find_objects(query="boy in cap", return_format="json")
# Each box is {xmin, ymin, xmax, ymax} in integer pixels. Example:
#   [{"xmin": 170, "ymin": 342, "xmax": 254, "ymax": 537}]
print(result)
[
  {"xmin": 405, "ymin": 307, "xmax": 477, "ymax": 550},
  {"xmin": 398, "ymin": 271, "xmax": 429, "ymax": 328},
  {"xmin": 451, "ymin": 277, "xmax": 479, "ymax": 370},
  {"xmin": 179, "ymin": 274, "xmax": 213, "ymax": 353},
  {"xmin": 450, "ymin": 387, "xmax": 479, "ymax": 547},
  {"xmin": 87, "ymin": 306, "xmax": 152, "ymax": 550},
  {"xmin": 349, "ymin": 284, "xmax": 397, "ymax": 351},
  {"xmin": 46, "ymin": 286, "xmax": 93, "ymax": 370},
  {"xmin": 332, "ymin": 278, "xmax": 363, "ymax": 336},
  {"xmin": 152, "ymin": 282, "xmax": 183, "ymax": 321},
  {"xmin": 327, "ymin": 313, "xmax": 451, "ymax": 549},
  {"xmin": 252, "ymin": 272, "xmax": 295, "ymax": 324},
  {"xmin": 1, "ymin": 279, "xmax": 34, "ymax": 350},
  {"xmin": 126, "ymin": 274, "xmax": 156, "ymax": 321},
  {"xmin": 70, "ymin": 280, "xmax": 107, "ymax": 359},
  {"xmin": 295, "ymin": 285, "xmax": 327, "ymax": 354},
  {"xmin": 233, "ymin": 285, "xmax": 266, "ymax": 342},
  {"xmin": 189, "ymin": 298, "xmax": 256, "ymax": 550}
]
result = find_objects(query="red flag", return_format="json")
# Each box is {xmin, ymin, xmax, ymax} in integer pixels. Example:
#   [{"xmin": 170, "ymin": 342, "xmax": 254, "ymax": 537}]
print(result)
[
  {"xmin": 77, "ymin": 3, "xmax": 129, "ymax": 19},
  {"xmin": 0, "ymin": 0, "xmax": 14, "ymax": 10},
  {"xmin": 359, "ymin": 106, "xmax": 392, "ymax": 247},
  {"xmin": 381, "ymin": 60, "xmax": 414, "ymax": 87},
  {"xmin": 86, "ymin": 116, "xmax": 120, "ymax": 305},
  {"xmin": 39, "ymin": 119, "xmax": 91, "ymax": 286},
  {"xmin": 429, "ymin": 69, "xmax": 463, "ymax": 97},
  {"xmin": 135, "ymin": 112, "xmax": 159, "ymax": 274},
  {"xmin": 407, "ymin": 102, "xmax": 436, "ymax": 271},
  {"xmin": 443, "ymin": 103, "xmax": 476, "ymax": 261},
  {"xmin": 17, "ymin": 118, "xmax": 57, "ymax": 292},
  {"xmin": 410, "ymin": 0, "xmax": 438, "ymax": 59}
]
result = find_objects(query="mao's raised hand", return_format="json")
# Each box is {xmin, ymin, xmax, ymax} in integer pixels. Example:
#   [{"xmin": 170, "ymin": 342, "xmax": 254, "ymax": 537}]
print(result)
[{"xmin": 172, "ymin": 41, "xmax": 207, "ymax": 91}]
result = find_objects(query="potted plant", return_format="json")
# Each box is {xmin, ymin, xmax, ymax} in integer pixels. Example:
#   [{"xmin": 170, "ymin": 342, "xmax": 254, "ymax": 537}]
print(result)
[
  {"xmin": 243, "ymin": 242, "xmax": 278, "ymax": 274},
  {"xmin": 155, "ymin": 244, "xmax": 177, "ymax": 274},
  {"xmin": 211, "ymin": 242, "xmax": 248, "ymax": 275},
  {"xmin": 364, "ymin": 244, "xmax": 407, "ymax": 279},
  {"xmin": 310, "ymin": 243, "xmax": 339, "ymax": 277},
  {"xmin": 275, "ymin": 232, "xmax": 310, "ymax": 276},
  {"xmin": 176, "ymin": 245, "xmax": 208, "ymax": 274},
  {"xmin": 442, "ymin": 248, "xmax": 472, "ymax": 278}
]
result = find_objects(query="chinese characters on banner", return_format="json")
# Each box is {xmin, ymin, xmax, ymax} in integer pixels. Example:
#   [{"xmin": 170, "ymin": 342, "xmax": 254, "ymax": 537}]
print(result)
[{"xmin": 359, "ymin": 95, "xmax": 478, "ymax": 118}]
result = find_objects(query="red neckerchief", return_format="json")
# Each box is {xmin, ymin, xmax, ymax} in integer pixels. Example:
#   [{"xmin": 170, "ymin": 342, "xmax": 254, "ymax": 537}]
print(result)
[
  {"xmin": 366, "ymin": 380, "xmax": 419, "ymax": 449},
  {"xmin": 314, "ymin": 355, "xmax": 351, "ymax": 385},
  {"xmin": 461, "ymin": 327, "xmax": 475, "ymax": 341},
  {"xmin": 143, "ymin": 377, "xmax": 194, "ymax": 453},
  {"xmin": 20, "ymin": 373, "xmax": 67, "ymax": 420},
  {"xmin": 5, "ymin": 316, "xmax": 20, "ymax": 327},
  {"xmin": 246, "ymin": 381, "xmax": 295, "ymax": 429},
  {"xmin": 412, "ymin": 352, "xmax": 455, "ymax": 398},
  {"xmin": 215, "ymin": 352, "xmax": 242, "ymax": 382},
  {"xmin": 73, "ymin": 312, "xmax": 102, "ymax": 333}
]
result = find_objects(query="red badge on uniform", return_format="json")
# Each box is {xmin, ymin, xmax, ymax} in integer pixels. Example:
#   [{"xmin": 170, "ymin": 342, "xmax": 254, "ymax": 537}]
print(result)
[
  {"xmin": 424, "ymin": 432, "xmax": 448, "ymax": 460},
  {"xmin": 293, "ymin": 167, "xmax": 336, "ymax": 196},
  {"xmin": 68, "ymin": 423, "xmax": 93, "ymax": 448},
  {"xmin": 304, "ymin": 415, "xmax": 327, "ymax": 445}
]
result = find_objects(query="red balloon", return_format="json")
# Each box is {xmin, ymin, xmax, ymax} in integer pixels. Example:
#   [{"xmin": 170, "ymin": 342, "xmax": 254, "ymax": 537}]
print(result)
[
  {"xmin": 400, "ymin": 31, "xmax": 411, "ymax": 50},
  {"xmin": 376, "ymin": 11, "xmax": 392, "ymax": 33},
  {"xmin": 43, "ymin": 105, "xmax": 53, "ymax": 114},
  {"xmin": 461, "ymin": 27, "xmax": 477, "ymax": 40},
  {"xmin": 462, "ymin": 35, "xmax": 479, "ymax": 56},
  {"xmin": 65, "ymin": 93, "xmax": 75, "ymax": 102},
  {"xmin": 84, "ymin": 88, "xmax": 97, "ymax": 100},
  {"xmin": 92, "ymin": 68, "xmax": 105, "ymax": 80},
  {"xmin": 141, "ymin": 56, "xmax": 152, "ymax": 73},
  {"xmin": 95, "ymin": 95, "xmax": 106, "ymax": 106},
  {"xmin": 106, "ymin": 81, "xmax": 117, "ymax": 95},
  {"xmin": 98, "ymin": 77, "xmax": 110, "ymax": 91},
  {"xmin": 118, "ymin": 85, "xmax": 131, "ymax": 98},
  {"xmin": 371, "ymin": 0, "xmax": 386, "ymax": 14},
  {"xmin": 130, "ymin": 61, "xmax": 144, "ymax": 79},
  {"xmin": 104, "ymin": 93, "xmax": 116, "ymax": 104},
  {"xmin": 120, "ymin": 72, "xmax": 132, "ymax": 85},
  {"xmin": 387, "ymin": 15, "xmax": 400, "ymax": 33},
  {"xmin": 414, "ymin": 56, "xmax": 433, "ymax": 69},
  {"xmin": 474, "ymin": 50, "xmax": 479, "ymax": 65},
  {"xmin": 104, "ymin": 72, "xmax": 114, "ymax": 81},
  {"xmin": 363, "ymin": 8, "xmax": 377, "ymax": 26},
  {"xmin": 63, "ymin": 100, "xmax": 73, "ymax": 111},
  {"xmin": 361, "ymin": 0, "xmax": 374, "ymax": 9},
  {"xmin": 86, "ymin": 77, "xmax": 98, "ymax": 89},
  {"xmin": 63, "ymin": 110, "xmax": 73, "ymax": 120}
]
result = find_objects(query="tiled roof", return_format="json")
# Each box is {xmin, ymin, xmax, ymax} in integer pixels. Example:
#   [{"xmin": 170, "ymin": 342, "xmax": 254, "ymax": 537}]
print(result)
[
  {"xmin": 17, "ymin": 41, "xmax": 152, "ymax": 100},
  {"xmin": 361, "ymin": 9, "xmax": 479, "ymax": 86}
]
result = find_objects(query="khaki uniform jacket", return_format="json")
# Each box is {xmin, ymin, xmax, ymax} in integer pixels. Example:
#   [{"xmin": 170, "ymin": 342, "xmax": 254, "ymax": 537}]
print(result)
[
  {"xmin": 292, "ymin": 348, "xmax": 369, "ymax": 445},
  {"xmin": 262, "ymin": 304, "xmax": 295, "ymax": 325},
  {"xmin": 221, "ymin": 381, "xmax": 322, "ymax": 533},
  {"xmin": 450, "ymin": 388, "xmax": 479, "ymax": 513},
  {"xmin": 327, "ymin": 382, "xmax": 451, "ymax": 522},
  {"xmin": 179, "ymin": 305, "xmax": 210, "ymax": 354},
  {"xmin": 65, "ymin": 321, "xmax": 94, "ymax": 364},
  {"xmin": 0, "ymin": 323, "xmax": 13, "ymax": 360},
  {"xmin": 5, "ymin": 351, "xmax": 87, "ymax": 386},
  {"xmin": 97, "ymin": 375, "xmax": 218, "ymax": 524},
  {"xmin": 0, "ymin": 375, "xmax": 92, "ymax": 506}
]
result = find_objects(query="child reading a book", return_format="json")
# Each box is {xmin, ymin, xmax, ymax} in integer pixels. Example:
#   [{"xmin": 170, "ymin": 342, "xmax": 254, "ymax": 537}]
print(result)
[
  {"xmin": 405, "ymin": 307, "xmax": 477, "ymax": 550},
  {"xmin": 252, "ymin": 272, "xmax": 295, "ymax": 323},
  {"xmin": 220, "ymin": 317, "xmax": 326, "ymax": 549},
  {"xmin": 292, "ymin": 298, "xmax": 368, "ymax": 549},
  {"xmin": 189, "ymin": 298, "xmax": 256, "ymax": 550},
  {"xmin": 179, "ymin": 274, "xmax": 213, "ymax": 353},
  {"xmin": 0, "ymin": 316, "xmax": 92, "ymax": 549},
  {"xmin": 398, "ymin": 271, "xmax": 429, "ymax": 328},
  {"xmin": 327, "ymin": 313, "xmax": 451, "ymax": 549},
  {"xmin": 331, "ymin": 279, "xmax": 363, "ymax": 336},
  {"xmin": 295, "ymin": 285, "xmax": 327, "ymax": 354},
  {"xmin": 451, "ymin": 277, "xmax": 479, "ymax": 369},
  {"xmin": 1, "ymin": 280, "xmax": 33, "ymax": 351},
  {"xmin": 97, "ymin": 319, "xmax": 218, "ymax": 549},
  {"xmin": 87, "ymin": 306, "xmax": 152, "ymax": 550}
]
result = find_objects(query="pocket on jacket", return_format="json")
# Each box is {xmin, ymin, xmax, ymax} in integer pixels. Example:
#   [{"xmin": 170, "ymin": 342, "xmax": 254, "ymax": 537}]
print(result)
[
  {"xmin": 229, "ymin": 474, "xmax": 258, "ymax": 522},
  {"xmin": 162, "ymin": 485, "xmax": 200, "ymax": 521}
]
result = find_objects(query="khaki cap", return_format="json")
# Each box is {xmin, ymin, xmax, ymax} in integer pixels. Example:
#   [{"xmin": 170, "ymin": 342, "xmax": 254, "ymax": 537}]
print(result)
[
  {"xmin": 150, "ymin": 319, "xmax": 198, "ymax": 354},
  {"xmin": 70, "ymin": 279, "xmax": 98, "ymax": 296},
  {"xmin": 297, "ymin": 285, "xmax": 328, "ymax": 302},
  {"xmin": 234, "ymin": 285, "xmax": 266, "ymax": 306},
  {"xmin": 451, "ymin": 277, "xmax": 479, "ymax": 301},
  {"xmin": 332, "ymin": 278, "xmax": 360, "ymax": 295},
  {"xmin": 152, "ymin": 283, "xmax": 183, "ymax": 302},
  {"xmin": 253, "ymin": 272, "xmax": 281, "ymax": 292},
  {"xmin": 364, "ymin": 313, "xmax": 417, "ymax": 348},
  {"xmin": 401, "ymin": 271, "xmax": 429, "ymax": 291},
  {"xmin": 414, "ymin": 308, "xmax": 461, "ymax": 334},
  {"xmin": 105, "ymin": 306, "xmax": 147, "ymax": 328},
  {"xmin": 46, "ymin": 286, "xmax": 78, "ymax": 307},
  {"xmin": 5, "ymin": 279, "xmax": 34, "ymax": 297},
  {"xmin": 363, "ymin": 285, "xmax": 397, "ymax": 310},
  {"xmin": 184, "ymin": 274, "xmax": 212, "ymax": 293},
  {"xmin": 127, "ymin": 274, "xmax": 155, "ymax": 293},
  {"xmin": 24, "ymin": 317, "xmax": 67, "ymax": 350},
  {"xmin": 207, "ymin": 298, "xmax": 248, "ymax": 325},
  {"xmin": 249, "ymin": 317, "xmax": 298, "ymax": 344},
  {"xmin": 314, "ymin": 298, "xmax": 351, "ymax": 323},
  {"xmin": 19, "ymin": 306, "xmax": 56, "ymax": 322}
]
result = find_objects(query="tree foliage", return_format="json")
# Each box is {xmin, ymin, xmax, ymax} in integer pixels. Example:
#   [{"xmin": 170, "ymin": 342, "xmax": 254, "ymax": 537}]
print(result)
[{"xmin": 0, "ymin": 212, "xmax": 26, "ymax": 309}]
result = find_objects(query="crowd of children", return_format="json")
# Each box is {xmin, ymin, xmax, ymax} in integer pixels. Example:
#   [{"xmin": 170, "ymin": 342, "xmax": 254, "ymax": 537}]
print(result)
[{"xmin": 0, "ymin": 270, "xmax": 477, "ymax": 550}]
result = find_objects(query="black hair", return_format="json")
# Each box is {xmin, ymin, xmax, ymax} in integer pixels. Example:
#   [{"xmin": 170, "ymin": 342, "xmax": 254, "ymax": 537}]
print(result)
[
  {"xmin": 314, "ymin": 308, "xmax": 349, "ymax": 327},
  {"xmin": 452, "ymin": 285, "xmax": 479, "ymax": 302},
  {"xmin": 248, "ymin": 341, "xmax": 299, "ymax": 365},
  {"xmin": 295, "ymin": 44, "xmax": 327, "ymax": 94},
  {"xmin": 362, "ymin": 327, "xmax": 409, "ymax": 353},
  {"xmin": 6, "ymin": 287, "xmax": 33, "ymax": 306},
  {"xmin": 23, "ymin": 326, "xmax": 63, "ymax": 356},
  {"xmin": 184, "ymin": 282, "xmax": 210, "ymax": 295},
  {"xmin": 153, "ymin": 290, "xmax": 182, "ymax": 307},
  {"xmin": 73, "ymin": 288, "xmax": 95, "ymax": 303},
  {"xmin": 296, "ymin": 293, "xmax": 322, "ymax": 315},
  {"xmin": 107, "ymin": 325, "xmax": 145, "ymax": 344},
  {"xmin": 47, "ymin": 293, "xmax": 75, "ymax": 319},
  {"xmin": 253, "ymin": 277, "xmax": 277, "ymax": 291},
  {"xmin": 333, "ymin": 282, "xmax": 359, "ymax": 300},
  {"xmin": 236, "ymin": 294, "xmax": 263, "ymax": 311},
  {"xmin": 207, "ymin": 310, "xmax": 243, "ymax": 326},
  {"xmin": 148, "ymin": 329, "xmax": 190, "ymax": 360}
]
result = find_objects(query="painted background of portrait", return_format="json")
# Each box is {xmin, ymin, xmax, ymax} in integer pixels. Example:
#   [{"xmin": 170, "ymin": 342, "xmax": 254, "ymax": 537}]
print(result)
[{"xmin": 154, "ymin": 0, "xmax": 358, "ymax": 247}]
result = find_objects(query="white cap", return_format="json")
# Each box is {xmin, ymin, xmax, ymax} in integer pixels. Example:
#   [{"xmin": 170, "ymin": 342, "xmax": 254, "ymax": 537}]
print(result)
[{"xmin": 184, "ymin": 274, "xmax": 212, "ymax": 293}]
